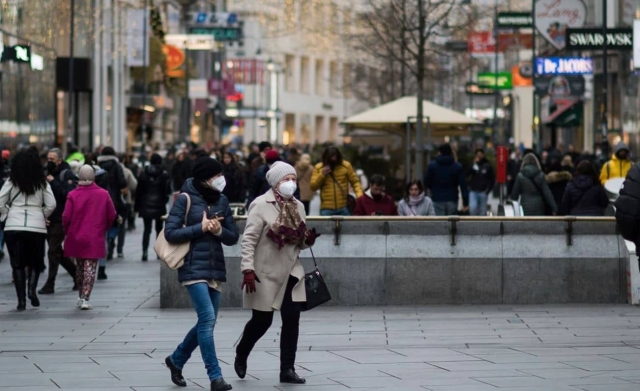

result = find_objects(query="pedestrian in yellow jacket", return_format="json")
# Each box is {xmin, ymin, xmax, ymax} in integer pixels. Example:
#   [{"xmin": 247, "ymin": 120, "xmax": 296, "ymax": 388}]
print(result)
[
  {"xmin": 600, "ymin": 142, "xmax": 633, "ymax": 185},
  {"xmin": 310, "ymin": 146, "xmax": 363, "ymax": 216}
]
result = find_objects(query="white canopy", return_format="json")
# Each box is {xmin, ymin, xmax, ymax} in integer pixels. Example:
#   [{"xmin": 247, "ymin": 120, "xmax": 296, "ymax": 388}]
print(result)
[{"xmin": 343, "ymin": 96, "xmax": 481, "ymax": 136}]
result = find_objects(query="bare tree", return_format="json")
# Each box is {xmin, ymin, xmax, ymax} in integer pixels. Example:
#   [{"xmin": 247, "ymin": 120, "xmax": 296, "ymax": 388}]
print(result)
[{"xmin": 347, "ymin": 0, "xmax": 482, "ymax": 178}]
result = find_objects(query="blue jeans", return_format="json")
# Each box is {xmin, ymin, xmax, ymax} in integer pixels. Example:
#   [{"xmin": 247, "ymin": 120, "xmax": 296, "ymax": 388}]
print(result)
[
  {"xmin": 469, "ymin": 191, "xmax": 488, "ymax": 216},
  {"xmin": 320, "ymin": 207, "xmax": 351, "ymax": 216},
  {"xmin": 170, "ymin": 283, "xmax": 222, "ymax": 381},
  {"xmin": 433, "ymin": 201, "xmax": 458, "ymax": 216}
]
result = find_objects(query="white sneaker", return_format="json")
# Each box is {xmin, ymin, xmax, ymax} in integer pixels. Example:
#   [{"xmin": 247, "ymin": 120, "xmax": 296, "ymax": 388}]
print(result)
[
  {"xmin": 80, "ymin": 299, "xmax": 92, "ymax": 310},
  {"xmin": 77, "ymin": 298, "xmax": 83, "ymax": 308}
]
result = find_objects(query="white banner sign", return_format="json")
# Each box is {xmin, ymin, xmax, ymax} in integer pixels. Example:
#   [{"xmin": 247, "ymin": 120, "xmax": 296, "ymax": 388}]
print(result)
[
  {"xmin": 535, "ymin": 0, "xmax": 587, "ymax": 50},
  {"xmin": 165, "ymin": 35, "xmax": 216, "ymax": 51},
  {"xmin": 634, "ymin": 20, "xmax": 640, "ymax": 68},
  {"xmin": 126, "ymin": 8, "xmax": 149, "ymax": 67}
]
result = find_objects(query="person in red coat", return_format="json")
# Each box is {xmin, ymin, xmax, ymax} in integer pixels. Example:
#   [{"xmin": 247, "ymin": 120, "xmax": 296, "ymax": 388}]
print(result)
[
  {"xmin": 353, "ymin": 175, "xmax": 397, "ymax": 216},
  {"xmin": 63, "ymin": 165, "xmax": 117, "ymax": 310}
]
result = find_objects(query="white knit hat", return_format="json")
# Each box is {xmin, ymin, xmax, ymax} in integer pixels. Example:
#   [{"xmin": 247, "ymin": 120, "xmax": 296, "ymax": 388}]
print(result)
[{"xmin": 266, "ymin": 161, "xmax": 297, "ymax": 187}]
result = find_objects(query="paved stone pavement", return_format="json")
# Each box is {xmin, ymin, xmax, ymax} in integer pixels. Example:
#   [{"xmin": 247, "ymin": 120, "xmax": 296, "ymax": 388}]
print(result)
[{"xmin": 4, "ymin": 226, "xmax": 640, "ymax": 390}]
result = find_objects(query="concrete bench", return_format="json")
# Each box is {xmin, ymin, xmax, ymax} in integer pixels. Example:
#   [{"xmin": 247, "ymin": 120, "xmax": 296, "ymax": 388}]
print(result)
[{"xmin": 160, "ymin": 217, "xmax": 629, "ymax": 308}]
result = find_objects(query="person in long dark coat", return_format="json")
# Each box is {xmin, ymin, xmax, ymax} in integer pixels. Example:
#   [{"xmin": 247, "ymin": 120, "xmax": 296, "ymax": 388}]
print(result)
[{"xmin": 511, "ymin": 153, "xmax": 557, "ymax": 216}]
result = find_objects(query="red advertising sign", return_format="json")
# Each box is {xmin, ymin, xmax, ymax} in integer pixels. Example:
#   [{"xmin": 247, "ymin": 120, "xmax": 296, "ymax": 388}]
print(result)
[
  {"xmin": 496, "ymin": 146, "xmax": 509, "ymax": 184},
  {"xmin": 226, "ymin": 59, "xmax": 265, "ymax": 85},
  {"xmin": 468, "ymin": 32, "xmax": 534, "ymax": 53}
]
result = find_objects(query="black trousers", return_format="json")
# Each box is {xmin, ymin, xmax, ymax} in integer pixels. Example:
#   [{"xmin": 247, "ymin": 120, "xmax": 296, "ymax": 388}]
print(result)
[
  {"xmin": 117, "ymin": 206, "xmax": 130, "ymax": 253},
  {"xmin": 237, "ymin": 276, "xmax": 301, "ymax": 371},
  {"xmin": 6, "ymin": 231, "xmax": 47, "ymax": 272},
  {"xmin": 45, "ymin": 223, "xmax": 76, "ymax": 285},
  {"xmin": 142, "ymin": 217, "xmax": 164, "ymax": 253}
]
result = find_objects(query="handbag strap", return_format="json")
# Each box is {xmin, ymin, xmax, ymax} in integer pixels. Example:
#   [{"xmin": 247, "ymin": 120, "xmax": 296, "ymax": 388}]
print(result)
[
  {"xmin": 7, "ymin": 188, "xmax": 20, "ymax": 207},
  {"xmin": 181, "ymin": 193, "xmax": 191, "ymax": 227},
  {"xmin": 329, "ymin": 172, "xmax": 349, "ymax": 198},
  {"xmin": 309, "ymin": 247, "xmax": 319, "ymax": 269}
]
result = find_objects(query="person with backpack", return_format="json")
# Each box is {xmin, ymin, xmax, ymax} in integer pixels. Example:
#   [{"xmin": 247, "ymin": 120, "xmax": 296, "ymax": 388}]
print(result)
[
  {"xmin": 615, "ymin": 161, "xmax": 640, "ymax": 261},
  {"xmin": 38, "ymin": 148, "xmax": 78, "ymax": 295},
  {"xmin": 511, "ymin": 153, "xmax": 557, "ymax": 216},
  {"xmin": 135, "ymin": 153, "xmax": 171, "ymax": 261},
  {"xmin": 97, "ymin": 147, "xmax": 128, "ymax": 261},
  {"xmin": 424, "ymin": 144, "xmax": 469, "ymax": 216},
  {"xmin": 600, "ymin": 142, "xmax": 633, "ymax": 185}
]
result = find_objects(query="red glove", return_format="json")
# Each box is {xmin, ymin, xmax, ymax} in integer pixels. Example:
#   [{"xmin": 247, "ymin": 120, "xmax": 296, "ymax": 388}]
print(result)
[
  {"xmin": 305, "ymin": 228, "xmax": 321, "ymax": 246},
  {"xmin": 241, "ymin": 271, "xmax": 258, "ymax": 293}
]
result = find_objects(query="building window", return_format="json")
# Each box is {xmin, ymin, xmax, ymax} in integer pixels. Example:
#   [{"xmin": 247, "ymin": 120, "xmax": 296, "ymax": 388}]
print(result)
[
  {"xmin": 343, "ymin": 63, "xmax": 352, "ymax": 99},
  {"xmin": 329, "ymin": 117, "xmax": 339, "ymax": 142},
  {"xmin": 284, "ymin": 113, "xmax": 295, "ymax": 145},
  {"xmin": 315, "ymin": 115, "xmax": 325, "ymax": 144},
  {"xmin": 301, "ymin": 56, "xmax": 310, "ymax": 94},
  {"xmin": 285, "ymin": 54, "xmax": 296, "ymax": 93},
  {"xmin": 315, "ymin": 59, "xmax": 325, "ymax": 96},
  {"xmin": 330, "ymin": 61, "xmax": 340, "ymax": 97}
]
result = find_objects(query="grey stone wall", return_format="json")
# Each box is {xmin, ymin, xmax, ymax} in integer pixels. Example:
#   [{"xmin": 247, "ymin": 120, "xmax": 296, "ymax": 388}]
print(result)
[{"xmin": 160, "ymin": 218, "xmax": 630, "ymax": 308}]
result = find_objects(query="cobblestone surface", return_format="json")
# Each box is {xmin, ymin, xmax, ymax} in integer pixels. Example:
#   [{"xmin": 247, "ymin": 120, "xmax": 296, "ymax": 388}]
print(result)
[{"xmin": 2, "ymin": 226, "xmax": 640, "ymax": 390}]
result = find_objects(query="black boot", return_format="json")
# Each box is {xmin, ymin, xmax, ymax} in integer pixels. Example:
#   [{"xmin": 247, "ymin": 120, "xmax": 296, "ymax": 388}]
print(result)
[
  {"xmin": 28, "ymin": 269, "xmax": 40, "ymax": 307},
  {"xmin": 13, "ymin": 269, "xmax": 26, "ymax": 311},
  {"xmin": 280, "ymin": 369, "xmax": 305, "ymax": 384},
  {"xmin": 107, "ymin": 239, "xmax": 115, "ymax": 260},
  {"xmin": 98, "ymin": 266, "xmax": 107, "ymax": 280},
  {"xmin": 210, "ymin": 378, "xmax": 232, "ymax": 391},
  {"xmin": 234, "ymin": 356, "xmax": 247, "ymax": 379},
  {"xmin": 142, "ymin": 251, "xmax": 148, "ymax": 262},
  {"xmin": 38, "ymin": 281, "xmax": 55, "ymax": 295},
  {"xmin": 164, "ymin": 356, "xmax": 187, "ymax": 387}
]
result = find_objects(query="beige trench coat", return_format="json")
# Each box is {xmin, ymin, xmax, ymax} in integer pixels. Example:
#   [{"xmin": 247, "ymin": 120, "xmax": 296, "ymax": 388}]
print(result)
[{"xmin": 240, "ymin": 189, "xmax": 307, "ymax": 312}]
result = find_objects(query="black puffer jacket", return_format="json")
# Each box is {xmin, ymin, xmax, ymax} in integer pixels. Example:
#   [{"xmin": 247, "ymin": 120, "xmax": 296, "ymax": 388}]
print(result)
[
  {"xmin": 546, "ymin": 170, "xmax": 572, "ymax": 211},
  {"xmin": 97, "ymin": 156, "xmax": 127, "ymax": 215},
  {"xmin": 135, "ymin": 164, "xmax": 171, "ymax": 219},
  {"xmin": 222, "ymin": 163, "xmax": 245, "ymax": 203},
  {"xmin": 164, "ymin": 179, "xmax": 239, "ymax": 283},
  {"xmin": 48, "ymin": 161, "xmax": 76, "ymax": 224},
  {"xmin": 560, "ymin": 175, "xmax": 609, "ymax": 216}
]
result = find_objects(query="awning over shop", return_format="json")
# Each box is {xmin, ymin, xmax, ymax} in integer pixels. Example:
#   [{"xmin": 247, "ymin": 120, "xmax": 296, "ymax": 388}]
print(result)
[
  {"xmin": 343, "ymin": 96, "xmax": 481, "ymax": 137},
  {"xmin": 543, "ymin": 99, "xmax": 582, "ymax": 127}
]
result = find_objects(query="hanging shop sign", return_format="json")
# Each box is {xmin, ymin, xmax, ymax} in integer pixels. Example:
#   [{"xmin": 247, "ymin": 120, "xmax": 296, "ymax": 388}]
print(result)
[
  {"xmin": 512, "ymin": 63, "xmax": 533, "ymax": 86},
  {"xmin": 163, "ymin": 44, "xmax": 185, "ymax": 78},
  {"xmin": 1, "ymin": 44, "xmax": 30, "ymax": 63},
  {"xmin": 534, "ymin": 75, "xmax": 585, "ymax": 98},
  {"xmin": 534, "ymin": 57, "xmax": 593, "ymax": 75},
  {"xmin": 190, "ymin": 27, "xmax": 243, "ymax": 42},
  {"xmin": 534, "ymin": 0, "xmax": 587, "ymax": 50},
  {"xmin": 565, "ymin": 28, "xmax": 633, "ymax": 51},
  {"xmin": 165, "ymin": 34, "xmax": 216, "ymax": 51},
  {"xmin": 477, "ymin": 72, "xmax": 513, "ymax": 90},
  {"xmin": 465, "ymin": 82, "xmax": 496, "ymax": 95},
  {"xmin": 497, "ymin": 12, "xmax": 533, "ymax": 28},
  {"xmin": 468, "ymin": 32, "xmax": 533, "ymax": 53}
]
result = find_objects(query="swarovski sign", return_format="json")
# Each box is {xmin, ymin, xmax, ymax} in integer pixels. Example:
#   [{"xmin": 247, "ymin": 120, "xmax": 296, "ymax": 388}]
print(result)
[{"xmin": 566, "ymin": 28, "xmax": 633, "ymax": 50}]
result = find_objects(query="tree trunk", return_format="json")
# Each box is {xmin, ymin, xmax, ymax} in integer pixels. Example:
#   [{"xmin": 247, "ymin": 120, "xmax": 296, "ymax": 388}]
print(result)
[{"xmin": 415, "ymin": 0, "xmax": 426, "ymax": 181}]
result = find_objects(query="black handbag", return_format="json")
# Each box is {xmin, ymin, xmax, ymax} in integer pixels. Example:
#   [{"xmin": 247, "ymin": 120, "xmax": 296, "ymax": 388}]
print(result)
[{"xmin": 301, "ymin": 248, "xmax": 331, "ymax": 311}]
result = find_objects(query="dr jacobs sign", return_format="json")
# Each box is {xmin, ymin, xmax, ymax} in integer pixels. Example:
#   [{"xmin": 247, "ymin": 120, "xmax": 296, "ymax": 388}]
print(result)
[
  {"xmin": 566, "ymin": 28, "xmax": 633, "ymax": 50},
  {"xmin": 535, "ymin": 57, "xmax": 593, "ymax": 75}
]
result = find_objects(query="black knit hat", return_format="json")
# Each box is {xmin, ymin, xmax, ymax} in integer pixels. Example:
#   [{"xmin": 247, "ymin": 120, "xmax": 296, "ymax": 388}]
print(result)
[
  {"xmin": 438, "ymin": 143, "xmax": 453, "ymax": 156},
  {"xmin": 102, "ymin": 146, "xmax": 116, "ymax": 156},
  {"xmin": 258, "ymin": 141, "xmax": 272, "ymax": 152},
  {"xmin": 192, "ymin": 157, "xmax": 222, "ymax": 181},
  {"xmin": 150, "ymin": 153, "xmax": 162, "ymax": 165}
]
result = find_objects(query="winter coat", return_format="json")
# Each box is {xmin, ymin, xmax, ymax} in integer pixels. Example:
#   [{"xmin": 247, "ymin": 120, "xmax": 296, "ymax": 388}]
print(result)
[
  {"xmin": 0, "ymin": 181, "xmax": 56, "ymax": 234},
  {"xmin": 63, "ymin": 183, "xmax": 117, "ymax": 259},
  {"xmin": 545, "ymin": 170, "xmax": 572, "ymax": 211},
  {"xmin": 135, "ymin": 164, "xmax": 171, "ymax": 219},
  {"xmin": 222, "ymin": 163, "xmax": 245, "ymax": 203},
  {"xmin": 241, "ymin": 189, "xmax": 308, "ymax": 312},
  {"xmin": 164, "ymin": 179, "xmax": 239, "ymax": 283},
  {"xmin": 398, "ymin": 196, "xmax": 436, "ymax": 216},
  {"xmin": 310, "ymin": 161, "xmax": 363, "ymax": 211},
  {"xmin": 511, "ymin": 165, "xmax": 557, "ymax": 216},
  {"xmin": 468, "ymin": 158, "xmax": 495, "ymax": 193},
  {"xmin": 171, "ymin": 159, "xmax": 193, "ymax": 192},
  {"xmin": 600, "ymin": 154, "xmax": 632, "ymax": 185},
  {"xmin": 97, "ymin": 156, "xmax": 128, "ymax": 215},
  {"xmin": 48, "ymin": 161, "xmax": 77, "ymax": 224},
  {"xmin": 122, "ymin": 165, "xmax": 138, "ymax": 206},
  {"xmin": 353, "ymin": 190, "xmax": 397, "ymax": 216},
  {"xmin": 560, "ymin": 175, "xmax": 609, "ymax": 216},
  {"xmin": 295, "ymin": 164, "xmax": 314, "ymax": 202},
  {"xmin": 424, "ymin": 155, "xmax": 469, "ymax": 206},
  {"xmin": 246, "ymin": 164, "xmax": 271, "ymax": 208}
]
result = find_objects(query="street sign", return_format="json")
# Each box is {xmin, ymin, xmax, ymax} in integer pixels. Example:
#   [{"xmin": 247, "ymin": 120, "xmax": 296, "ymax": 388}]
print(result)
[
  {"xmin": 190, "ymin": 27, "xmax": 242, "ymax": 42},
  {"xmin": 497, "ymin": 12, "xmax": 532, "ymax": 28},
  {"xmin": 534, "ymin": 57, "xmax": 593, "ymax": 75},
  {"xmin": 566, "ymin": 28, "xmax": 633, "ymax": 51},
  {"xmin": 191, "ymin": 12, "xmax": 238, "ymax": 25},
  {"xmin": 477, "ymin": 72, "xmax": 512, "ymax": 90},
  {"xmin": 165, "ymin": 34, "xmax": 216, "ymax": 50}
]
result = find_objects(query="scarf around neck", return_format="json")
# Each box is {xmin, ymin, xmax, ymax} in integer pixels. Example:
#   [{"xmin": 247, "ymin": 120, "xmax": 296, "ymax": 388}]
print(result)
[
  {"xmin": 409, "ymin": 193, "xmax": 425, "ymax": 206},
  {"xmin": 266, "ymin": 190, "xmax": 306, "ymax": 249},
  {"xmin": 193, "ymin": 180, "xmax": 221, "ymax": 204}
]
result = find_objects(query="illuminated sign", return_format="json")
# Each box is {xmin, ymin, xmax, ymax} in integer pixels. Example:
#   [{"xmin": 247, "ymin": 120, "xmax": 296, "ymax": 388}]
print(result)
[
  {"xmin": 477, "ymin": 72, "xmax": 513, "ymax": 90},
  {"xmin": 1, "ymin": 45, "xmax": 31, "ymax": 63},
  {"xmin": 535, "ymin": 57, "xmax": 593, "ymax": 75}
]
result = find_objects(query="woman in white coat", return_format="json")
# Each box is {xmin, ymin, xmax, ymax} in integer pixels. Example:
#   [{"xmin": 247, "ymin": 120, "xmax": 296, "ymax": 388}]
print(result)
[
  {"xmin": 235, "ymin": 161, "xmax": 319, "ymax": 385},
  {"xmin": 0, "ymin": 150, "xmax": 56, "ymax": 311}
]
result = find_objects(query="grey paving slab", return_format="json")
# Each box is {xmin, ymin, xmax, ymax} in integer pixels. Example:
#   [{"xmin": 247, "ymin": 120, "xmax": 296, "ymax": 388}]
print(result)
[{"xmin": 2, "ymin": 224, "xmax": 640, "ymax": 389}]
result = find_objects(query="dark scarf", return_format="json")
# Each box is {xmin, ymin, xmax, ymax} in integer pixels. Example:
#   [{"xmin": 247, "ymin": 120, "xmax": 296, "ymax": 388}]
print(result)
[
  {"xmin": 266, "ymin": 191, "xmax": 306, "ymax": 249},
  {"xmin": 193, "ymin": 180, "xmax": 221, "ymax": 204}
]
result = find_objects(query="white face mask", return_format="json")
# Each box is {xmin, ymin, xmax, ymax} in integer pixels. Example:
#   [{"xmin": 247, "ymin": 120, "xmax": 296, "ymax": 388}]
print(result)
[
  {"xmin": 210, "ymin": 176, "xmax": 226, "ymax": 192},
  {"xmin": 278, "ymin": 180, "xmax": 297, "ymax": 198}
]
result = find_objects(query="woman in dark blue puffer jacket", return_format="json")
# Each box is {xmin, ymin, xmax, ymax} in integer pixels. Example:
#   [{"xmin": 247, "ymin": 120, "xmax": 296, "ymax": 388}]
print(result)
[{"xmin": 163, "ymin": 157, "xmax": 239, "ymax": 391}]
